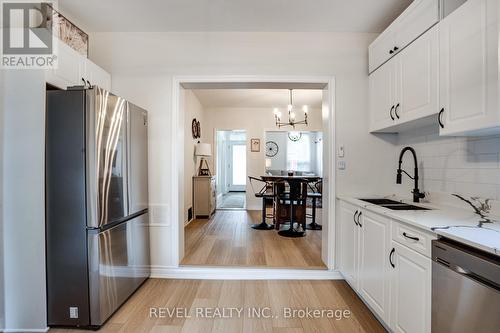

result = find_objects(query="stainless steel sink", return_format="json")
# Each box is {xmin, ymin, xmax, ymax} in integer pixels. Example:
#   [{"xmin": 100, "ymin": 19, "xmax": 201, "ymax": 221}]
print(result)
[{"xmin": 359, "ymin": 198, "xmax": 431, "ymax": 211}]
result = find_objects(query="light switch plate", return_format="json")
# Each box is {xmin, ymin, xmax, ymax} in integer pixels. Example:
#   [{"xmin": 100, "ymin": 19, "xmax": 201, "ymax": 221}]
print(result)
[
  {"xmin": 338, "ymin": 160, "xmax": 346, "ymax": 170},
  {"xmin": 338, "ymin": 145, "xmax": 345, "ymax": 158}
]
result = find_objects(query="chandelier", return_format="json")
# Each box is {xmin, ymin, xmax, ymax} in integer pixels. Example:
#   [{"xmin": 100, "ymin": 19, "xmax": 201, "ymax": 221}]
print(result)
[{"xmin": 273, "ymin": 89, "xmax": 308, "ymax": 128}]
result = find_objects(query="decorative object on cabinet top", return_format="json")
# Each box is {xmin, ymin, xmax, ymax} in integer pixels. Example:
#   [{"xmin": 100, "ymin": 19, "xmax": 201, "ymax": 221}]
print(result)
[{"xmin": 43, "ymin": 4, "xmax": 88, "ymax": 57}]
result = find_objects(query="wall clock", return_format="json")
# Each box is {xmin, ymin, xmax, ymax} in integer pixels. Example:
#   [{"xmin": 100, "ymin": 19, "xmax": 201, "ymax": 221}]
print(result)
[
  {"xmin": 265, "ymin": 141, "xmax": 279, "ymax": 157},
  {"xmin": 288, "ymin": 131, "xmax": 302, "ymax": 142}
]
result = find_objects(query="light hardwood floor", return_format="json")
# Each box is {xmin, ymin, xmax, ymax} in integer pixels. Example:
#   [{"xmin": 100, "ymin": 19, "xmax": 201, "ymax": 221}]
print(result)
[
  {"xmin": 181, "ymin": 210, "xmax": 325, "ymax": 268},
  {"xmin": 49, "ymin": 279, "xmax": 386, "ymax": 333}
]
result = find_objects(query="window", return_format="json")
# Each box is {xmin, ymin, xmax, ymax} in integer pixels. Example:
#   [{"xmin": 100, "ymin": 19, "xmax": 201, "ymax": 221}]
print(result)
[{"xmin": 287, "ymin": 133, "xmax": 311, "ymax": 171}]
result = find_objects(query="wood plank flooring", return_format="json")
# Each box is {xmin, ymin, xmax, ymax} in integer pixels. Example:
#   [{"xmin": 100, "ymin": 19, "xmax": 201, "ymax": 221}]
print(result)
[
  {"xmin": 49, "ymin": 279, "xmax": 387, "ymax": 333},
  {"xmin": 181, "ymin": 210, "xmax": 325, "ymax": 268}
]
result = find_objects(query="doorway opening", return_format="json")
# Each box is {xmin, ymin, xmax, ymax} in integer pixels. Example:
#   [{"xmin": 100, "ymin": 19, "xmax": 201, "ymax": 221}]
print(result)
[
  {"xmin": 173, "ymin": 77, "xmax": 336, "ymax": 272},
  {"xmin": 216, "ymin": 130, "xmax": 247, "ymax": 209}
]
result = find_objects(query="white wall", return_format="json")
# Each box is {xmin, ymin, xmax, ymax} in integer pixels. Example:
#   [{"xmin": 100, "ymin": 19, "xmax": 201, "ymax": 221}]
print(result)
[
  {"xmin": 182, "ymin": 89, "xmax": 206, "ymax": 223},
  {"xmin": 2, "ymin": 70, "xmax": 47, "ymax": 331},
  {"xmin": 265, "ymin": 131, "xmax": 288, "ymax": 170},
  {"xmin": 0, "ymin": 68, "xmax": 5, "ymax": 332},
  {"xmin": 391, "ymin": 125, "xmax": 500, "ymax": 201},
  {"xmin": 110, "ymin": 74, "xmax": 176, "ymax": 269},
  {"xmin": 86, "ymin": 31, "xmax": 398, "ymax": 270},
  {"xmin": 203, "ymin": 107, "xmax": 323, "ymax": 210}
]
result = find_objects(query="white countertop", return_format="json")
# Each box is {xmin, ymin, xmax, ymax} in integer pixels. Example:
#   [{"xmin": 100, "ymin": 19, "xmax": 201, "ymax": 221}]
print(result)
[{"xmin": 338, "ymin": 196, "xmax": 500, "ymax": 256}]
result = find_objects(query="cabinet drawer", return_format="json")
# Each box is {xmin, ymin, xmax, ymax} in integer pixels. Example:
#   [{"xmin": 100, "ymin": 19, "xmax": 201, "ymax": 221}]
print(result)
[{"xmin": 391, "ymin": 221, "xmax": 436, "ymax": 258}]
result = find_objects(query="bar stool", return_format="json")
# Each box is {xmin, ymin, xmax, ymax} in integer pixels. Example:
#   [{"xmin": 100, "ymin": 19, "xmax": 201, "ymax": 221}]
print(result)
[
  {"xmin": 306, "ymin": 180, "xmax": 322, "ymax": 230},
  {"xmin": 248, "ymin": 176, "xmax": 275, "ymax": 230}
]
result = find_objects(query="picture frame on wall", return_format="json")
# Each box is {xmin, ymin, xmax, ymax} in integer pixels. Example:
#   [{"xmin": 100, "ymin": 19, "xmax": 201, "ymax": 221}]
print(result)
[{"xmin": 250, "ymin": 138, "xmax": 260, "ymax": 152}]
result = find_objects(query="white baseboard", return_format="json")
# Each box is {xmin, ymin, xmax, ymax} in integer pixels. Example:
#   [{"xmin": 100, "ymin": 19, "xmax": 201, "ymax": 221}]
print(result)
[
  {"xmin": 150, "ymin": 266, "xmax": 343, "ymax": 280},
  {"xmin": 2, "ymin": 327, "xmax": 49, "ymax": 333}
]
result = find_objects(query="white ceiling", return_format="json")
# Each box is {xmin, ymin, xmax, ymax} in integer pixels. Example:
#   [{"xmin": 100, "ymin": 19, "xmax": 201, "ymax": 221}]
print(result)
[
  {"xmin": 58, "ymin": 0, "xmax": 412, "ymax": 33},
  {"xmin": 191, "ymin": 89, "xmax": 323, "ymax": 109}
]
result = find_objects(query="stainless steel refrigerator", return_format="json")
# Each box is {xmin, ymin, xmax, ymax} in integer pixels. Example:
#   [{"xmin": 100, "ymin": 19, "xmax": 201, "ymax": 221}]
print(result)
[{"xmin": 45, "ymin": 86, "xmax": 150, "ymax": 328}]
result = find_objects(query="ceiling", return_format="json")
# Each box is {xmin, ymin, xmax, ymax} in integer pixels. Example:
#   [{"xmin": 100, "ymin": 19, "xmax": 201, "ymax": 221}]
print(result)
[
  {"xmin": 191, "ymin": 89, "xmax": 323, "ymax": 109},
  {"xmin": 58, "ymin": 0, "xmax": 412, "ymax": 33}
]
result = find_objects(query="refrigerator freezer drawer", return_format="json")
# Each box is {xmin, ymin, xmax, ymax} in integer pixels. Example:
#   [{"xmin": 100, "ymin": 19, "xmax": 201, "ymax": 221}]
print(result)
[{"xmin": 88, "ymin": 212, "xmax": 150, "ymax": 326}]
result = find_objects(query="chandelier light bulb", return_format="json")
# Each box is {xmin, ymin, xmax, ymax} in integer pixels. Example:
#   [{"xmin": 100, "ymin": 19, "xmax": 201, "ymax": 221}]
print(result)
[
  {"xmin": 288, "ymin": 104, "xmax": 293, "ymax": 112},
  {"xmin": 290, "ymin": 112, "xmax": 296, "ymax": 120},
  {"xmin": 303, "ymin": 105, "xmax": 308, "ymax": 113},
  {"xmin": 273, "ymin": 108, "xmax": 279, "ymax": 115},
  {"xmin": 277, "ymin": 111, "xmax": 282, "ymax": 118}
]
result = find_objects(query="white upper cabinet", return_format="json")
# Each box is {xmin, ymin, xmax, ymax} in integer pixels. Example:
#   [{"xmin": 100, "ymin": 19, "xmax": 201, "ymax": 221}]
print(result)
[
  {"xmin": 46, "ymin": 40, "xmax": 86, "ymax": 89},
  {"xmin": 396, "ymin": 25, "xmax": 439, "ymax": 124},
  {"xmin": 46, "ymin": 39, "xmax": 111, "ymax": 91},
  {"xmin": 358, "ymin": 211, "xmax": 392, "ymax": 323},
  {"xmin": 369, "ymin": 60, "xmax": 396, "ymax": 132},
  {"xmin": 439, "ymin": 0, "xmax": 500, "ymax": 135},
  {"xmin": 390, "ymin": 241, "xmax": 432, "ymax": 333},
  {"xmin": 84, "ymin": 60, "xmax": 111, "ymax": 91},
  {"xmin": 368, "ymin": 0, "xmax": 439, "ymax": 73},
  {"xmin": 369, "ymin": 27, "xmax": 396, "ymax": 74},
  {"xmin": 370, "ymin": 26, "xmax": 438, "ymax": 133}
]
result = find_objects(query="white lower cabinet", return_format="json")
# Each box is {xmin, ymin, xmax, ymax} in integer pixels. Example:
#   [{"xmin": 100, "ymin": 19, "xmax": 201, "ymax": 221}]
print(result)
[
  {"xmin": 338, "ymin": 200, "xmax": 432, "ymax": 333},
  {"xmin": 358, "ymin": 211, "xmax": 391, "ymax": 323},
  {"xmin": 390, "ymin": 241, "xmax": 432, "ymax": 333},
  {"xmin": 339, "ymin": 201, "xmax": 361, "ymax": 289}
]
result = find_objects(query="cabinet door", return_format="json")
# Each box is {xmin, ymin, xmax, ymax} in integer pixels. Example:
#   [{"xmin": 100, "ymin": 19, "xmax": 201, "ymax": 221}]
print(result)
[
  {"xmin": 390, "ymin": 242, "xmax": 431, "ymax": 333},
  {"xmin": 85, "ymin": 60, "xmax": 111, "ymax": 91},
  {"xmin": 393, "ymin": 0, "xmax": 439, "ymax": 53},
  {"xmin": 338, "ymin": 202, "xmax": 360, "ymax": 290},
  {"xmin": 439, "ymin": 0, "xmax": 499, "ymax": 135},
  {"xmin": 369, "ymin": 61, "xmax": 396, "ymax": 132},
  {"xmin": 359, "ymin": 211, "xmax": 391, "ymax": 322},
  {"xmin": 369, "ymin": 29, "xmax": 396, "ymax": 73},
  {"xmin": 396, "ymin": 25, "xmax": 438, "ymax": 123},
  {"xmin": 45, "ymin": 40, "xmax": 85, "ymax": 89}
]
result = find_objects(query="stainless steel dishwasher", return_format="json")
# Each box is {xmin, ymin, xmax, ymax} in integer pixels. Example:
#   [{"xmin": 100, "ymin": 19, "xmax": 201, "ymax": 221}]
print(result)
[{"xmin": 432, "ymin": 238, "xmax": 500, "ymax": 333}]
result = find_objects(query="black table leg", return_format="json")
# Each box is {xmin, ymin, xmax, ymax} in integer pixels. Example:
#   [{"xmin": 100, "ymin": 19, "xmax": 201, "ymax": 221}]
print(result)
[
  {"xmin": 306, "ymin": 197, "xmax": 322, "ymax": 230},
  {"xmin": 278, "ymin": 199, "xmax": 305, "ymax": 238},
  {"xmin": 252, "ymin": 197, "xmax": 274, "ymax": 230}
]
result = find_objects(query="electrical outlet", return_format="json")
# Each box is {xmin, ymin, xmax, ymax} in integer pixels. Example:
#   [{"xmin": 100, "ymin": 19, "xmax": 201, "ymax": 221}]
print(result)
[
  {"xmin": 69, "ymin": 307, "xmax": 79, "ymax": 319},
  {"xmin": 338, "ymin": 160, "xmax": 346, "ymax": 170}
]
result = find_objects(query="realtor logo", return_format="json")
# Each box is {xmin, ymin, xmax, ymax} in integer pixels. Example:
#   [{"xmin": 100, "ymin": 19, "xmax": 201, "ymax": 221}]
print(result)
[{"xmin": 1, "ymin": 1, "xmax": 57, "ymax": 68}]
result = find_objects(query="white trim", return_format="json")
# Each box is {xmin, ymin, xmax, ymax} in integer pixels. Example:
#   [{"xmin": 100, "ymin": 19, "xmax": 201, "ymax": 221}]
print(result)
[
  {"xmin": 151, "ymin": 266, "xmax": 343, "ymax": 280},
  {"xmin": 171, "ymin": 75, "xmax": 336, "ymax": 269},
  {"xmin": 2, "ymin": 328, "xmax": 49, "ymax": 333}
]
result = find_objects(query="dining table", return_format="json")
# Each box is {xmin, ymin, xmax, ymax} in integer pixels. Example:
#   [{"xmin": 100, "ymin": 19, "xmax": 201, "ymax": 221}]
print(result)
[{"xmin": 261, "ymin": 175, "xmax": 321, "ymax": 237}]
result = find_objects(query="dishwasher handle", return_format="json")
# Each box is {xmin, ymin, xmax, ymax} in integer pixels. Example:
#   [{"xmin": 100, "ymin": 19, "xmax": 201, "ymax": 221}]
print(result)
[{"xmin": 433, "ymin": 239, "xmax": 500, "ymax": 292}]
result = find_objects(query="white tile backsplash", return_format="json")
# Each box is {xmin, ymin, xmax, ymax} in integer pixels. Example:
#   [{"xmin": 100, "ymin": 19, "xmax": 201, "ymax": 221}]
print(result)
[{"xmin": 396, "ymin": 124, "xmax": 500, "ymax": 201}]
